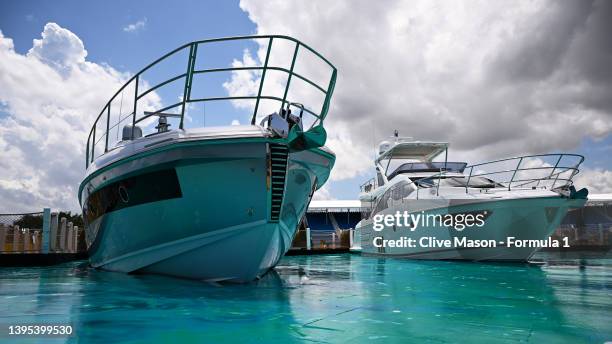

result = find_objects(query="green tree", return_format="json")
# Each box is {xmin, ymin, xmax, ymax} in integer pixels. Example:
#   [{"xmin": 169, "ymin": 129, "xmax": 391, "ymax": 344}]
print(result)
[{"xmin": 14, "ymin": 214, "xmax": 43, "ymax": 229}]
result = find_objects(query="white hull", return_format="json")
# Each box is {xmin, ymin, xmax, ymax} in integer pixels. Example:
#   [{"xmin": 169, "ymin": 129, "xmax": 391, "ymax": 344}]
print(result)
[{"xmin": 357, "ymin": 195, "xmax": 585, "ymax": 261}]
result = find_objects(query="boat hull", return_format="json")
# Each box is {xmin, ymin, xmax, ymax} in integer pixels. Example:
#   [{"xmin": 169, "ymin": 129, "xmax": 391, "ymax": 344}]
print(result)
[
  {"xmin": 358, "ymin": 196, "xmax": 585, "ymax": 261},
  {"xmin": 79, "ymin": 137, "xmax": 334, "ymax": 282}
]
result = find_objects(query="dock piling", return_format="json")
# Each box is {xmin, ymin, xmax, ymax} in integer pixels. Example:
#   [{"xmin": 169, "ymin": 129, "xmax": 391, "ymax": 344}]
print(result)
[
  {"xmin": 66, "ymin": 222, "xmax": 73, "ymax": 252},
  {"xmin": 12, "ymin": 225, "xmax": 21, "ymax": 253},
  {"xmin": 59, "ymin": 218, "xmax": 67, "ymax": 251},
  {"xmin": 0, "ymin": 225, "xmax": 5, "ymax": 252},
  {"xmin": 42, "ymin": 208, "xmax": 50, "ymax": 254},
  {"xmin": 50, "ymin": 212, "xmax": 58, "ymax": 251},
  {"xmin": 73, "ymin": 226, "xmax": 79, "ymax": 252}
]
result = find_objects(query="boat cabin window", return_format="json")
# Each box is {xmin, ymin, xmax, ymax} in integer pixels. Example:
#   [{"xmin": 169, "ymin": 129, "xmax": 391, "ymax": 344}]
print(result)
[
  {"xmin": 415, "ymin": 176, "xmax": 502, "ymax": 189},
  {"xmin": 372, "ymin": 181, "xmax": 415, "ymax": 216},
  {"xmin": 388, "ymin": 162, "xmax": 467, "ymax": 180},
  {"xmin": 391, "ymin": 181, "xmax": 415, "ymax": 200},
  {"xmin": 372, "ymin": 189, "xmax": 391, "ymax": 215},
  {"xmin": 377, "ymin": 171, "xmax": 385, "ymax": 187}
]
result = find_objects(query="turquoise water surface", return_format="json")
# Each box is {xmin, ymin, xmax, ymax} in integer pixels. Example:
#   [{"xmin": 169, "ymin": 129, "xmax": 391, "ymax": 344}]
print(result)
[{"xmin": 1, "ymin": 253, "xmax": 611, "ymax": 343}]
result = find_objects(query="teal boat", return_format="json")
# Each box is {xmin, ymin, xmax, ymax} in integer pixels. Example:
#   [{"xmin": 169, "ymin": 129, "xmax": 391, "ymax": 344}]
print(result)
[{"xmin": 78, "ymin": 36, "xmax": 337, "ymax": 282}]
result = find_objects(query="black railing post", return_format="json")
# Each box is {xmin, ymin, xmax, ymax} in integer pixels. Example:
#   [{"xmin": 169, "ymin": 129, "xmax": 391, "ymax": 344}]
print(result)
[
  {"xmin": 91, "ymin": 125, "xmax": 96, "ymax": 164},
  {"xmin": 180, "ymin": 44, "xmax": 196, "ymax": 130},
  {"xmin": 436, "ymin": 169, "xmax": 442, "ymax": 196},
  {"xmin": 132, "ymin": 76, "xmax": 139, "ymax": 139},
  {"xmin": 186, "ymin": 44, "xmax": 197, "ymax": 105},
  {"xmin": 86, "ymin": 135, "xmax": 90, "ymax": 168},
  {"xmin": 549, "ymin": 155, "xmax": 563, "ymax": 179},
  {"xmin": 508, "ymin": 157, "xmax": 523, "ymax": 191},
  {"xmin": 280, "ymin": 42, "xmax": 299, "ymax": 116},
  {"xmin": 466, "ymin": 166, "xmax": 473, "ymax": 193},
  {"xmin": 320, "ymin": 68, "xmax": 337, "ymax": 123},
  {"xmin": 252, "ymin": 37, "xmax": 273, "ymax": 125},
  {"xmin": 551, "ymin": 161, "xmax": 565, "ymax": 190},
  {"xmin": 105, "ymin": 105, "xmax": 110, "ymax": 152}
]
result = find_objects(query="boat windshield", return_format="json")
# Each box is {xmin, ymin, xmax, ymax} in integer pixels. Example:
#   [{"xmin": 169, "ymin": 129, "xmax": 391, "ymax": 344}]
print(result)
[
  {"xmin": 388, "ymin": 162, "xmax": 467, "ymax": 180},
  {"xmin": 415, "ymin": 176, "xmax": 503, "ymax": 189}
]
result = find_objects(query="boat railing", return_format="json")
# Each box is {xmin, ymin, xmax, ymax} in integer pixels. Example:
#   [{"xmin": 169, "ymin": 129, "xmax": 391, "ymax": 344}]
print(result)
[
  {"xmin": 361, "ymin": 153, "xmax": 584, "ymax": 201},
  {"xmin": 419, "ymin": 153, "xmax": 584, "ymax": 196},
  {"xmin": 86, "ymin": 35, "xmax": 337, "ymax": 168},
  {"xmin": 360, "ymin": 178, "xmax": 376, "ymax": 193}
]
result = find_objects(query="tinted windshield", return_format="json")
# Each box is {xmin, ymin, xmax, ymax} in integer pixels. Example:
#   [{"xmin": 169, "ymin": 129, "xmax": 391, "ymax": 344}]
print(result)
[
  {"xmin": 416, "ymin": 176, "xmax": 502, "ymax": 188},
  {"xmin": 389, "ymin": 162, "xmax": 467, "ymax": 179}
]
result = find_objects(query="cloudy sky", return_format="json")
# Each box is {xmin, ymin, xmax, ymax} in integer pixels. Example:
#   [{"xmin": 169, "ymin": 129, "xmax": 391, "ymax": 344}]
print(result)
[{"xmin": 0, "ymin": 0, "xmax": 610, "ymax": 213}]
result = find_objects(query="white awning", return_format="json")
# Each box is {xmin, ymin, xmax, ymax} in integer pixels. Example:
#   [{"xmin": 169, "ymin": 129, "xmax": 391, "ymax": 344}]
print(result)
[
  {"xmin": 587, "ymin": 193, "xmax": 612, "ymax": 205},
  {"xmin": 308, "ymin": 200, "xmax": 362, "ymax": 213},
  {"xmin": 377, "ymin": 141, "xmax": 448, "ymax": 162}
]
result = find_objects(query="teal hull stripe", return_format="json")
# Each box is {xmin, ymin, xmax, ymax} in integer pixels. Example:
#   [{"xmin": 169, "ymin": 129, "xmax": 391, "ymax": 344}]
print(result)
[
  {"xmin": 79, "ymin": 137, "xmax": 335, "ymax": 204},
  {"xmin": 84, "ymin": 168, "xmax": 182, "ymax": 223}
]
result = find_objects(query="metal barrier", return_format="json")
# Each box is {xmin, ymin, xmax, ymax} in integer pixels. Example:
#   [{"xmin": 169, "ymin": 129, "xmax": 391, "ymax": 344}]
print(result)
[
  {"xmin": 291, "ymin": 228, "xmax": 350, "ymax": 250},
  {"xmin": 0, "ymin": 211, "xmax": 80, "ymax": 254},
  {"xmin": 86, "ymin": 35, "xmax": 338, "ymax": 168},
  {"xmin": 0, "ymin": 212, "xmax": 43, "ymax": 253}
]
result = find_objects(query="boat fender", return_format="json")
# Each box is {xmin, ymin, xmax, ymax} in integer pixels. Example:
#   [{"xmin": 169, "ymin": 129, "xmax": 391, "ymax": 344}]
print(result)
[
  {"xmin": 569, "ymin": 185, "xmax": 589, "ymax": 199},
  {"xmin": 288, "ymin": 124, "xmax": 327, "ymax": 152}
]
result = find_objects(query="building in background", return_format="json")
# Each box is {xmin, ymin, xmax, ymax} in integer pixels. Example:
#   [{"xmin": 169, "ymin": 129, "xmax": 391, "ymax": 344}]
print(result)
[{"xmin": 292, "ymin": 200, "xmax": 361, "ymax": 249}]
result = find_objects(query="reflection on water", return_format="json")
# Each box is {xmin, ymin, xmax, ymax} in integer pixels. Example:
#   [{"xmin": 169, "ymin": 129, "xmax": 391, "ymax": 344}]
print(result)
[{"xmin": 0, "ymin": 253, "xmax": 610, "ymax": 343}]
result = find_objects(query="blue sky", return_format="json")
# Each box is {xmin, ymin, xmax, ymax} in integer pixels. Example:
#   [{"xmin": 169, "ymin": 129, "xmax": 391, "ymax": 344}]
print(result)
[
  {"xmin": 0, "ymin": 0, "xmax": 255, "ymax": 70},
  {"xmin": 0, "ymin": 0, "xmax": 263, "ymax": 129}
]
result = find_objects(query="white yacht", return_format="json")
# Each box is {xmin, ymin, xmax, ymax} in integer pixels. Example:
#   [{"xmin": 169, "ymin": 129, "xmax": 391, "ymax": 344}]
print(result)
[{"xmin": 354, "ymin": 133, "xmax": 588, "ymax": 261}]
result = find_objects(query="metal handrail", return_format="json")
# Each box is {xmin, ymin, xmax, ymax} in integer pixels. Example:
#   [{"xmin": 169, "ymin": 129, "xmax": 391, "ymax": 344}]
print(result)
[
  {"xmin": 364, "ymin": 153, "xmax": 585, "ymax": 198},
  {"xmin": 424, "ymin": 153, "xmax": 584, "ymax": 194},
  {"xmin": 360, "ymin": 178, "xmax": 376, "ymax": 193},
  {"xmin": 86, "ymin": 35, "xmax": 338, "ymax": 168},
  {"xmin": 466, "ymin": 153, "xmax": 584, "ymax": 168}
]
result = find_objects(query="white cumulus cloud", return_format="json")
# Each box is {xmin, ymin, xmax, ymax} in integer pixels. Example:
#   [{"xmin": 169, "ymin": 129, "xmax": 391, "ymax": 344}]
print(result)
[
  {"xmin": 27, "ymin": 23, "xmax": 87, "ymax": 72},
  {"xmin": 123, "ymin": 18, "xmax": 147, "ymax": 33},
  {"xmin": 236, "ymin": 0, "xmax": 612, "ymax": 193},
  {"xmin": 0, "ymin": 23, "xmax": 132, "ymax": 212},
  {"xmin": 575, "ymin": 168, "xmax": 612, "ymax": 193}
]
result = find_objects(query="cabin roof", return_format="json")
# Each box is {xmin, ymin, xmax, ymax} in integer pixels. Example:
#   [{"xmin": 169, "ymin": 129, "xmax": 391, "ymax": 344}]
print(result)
[{"xmin": 377, "ymin": 141, "xmax": 448, "ymax": 163}]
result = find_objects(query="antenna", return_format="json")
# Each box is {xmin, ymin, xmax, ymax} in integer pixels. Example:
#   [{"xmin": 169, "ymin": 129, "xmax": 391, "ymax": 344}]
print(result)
[{"xmin": 372, "ymin": 118, "xmax": 376, "ymax": 161}]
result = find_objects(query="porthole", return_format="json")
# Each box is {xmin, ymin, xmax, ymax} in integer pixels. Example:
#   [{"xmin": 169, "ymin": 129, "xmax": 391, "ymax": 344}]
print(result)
[{"xmin": 118, "ymin": 185, "xmax": 130, "ymax": 204}]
